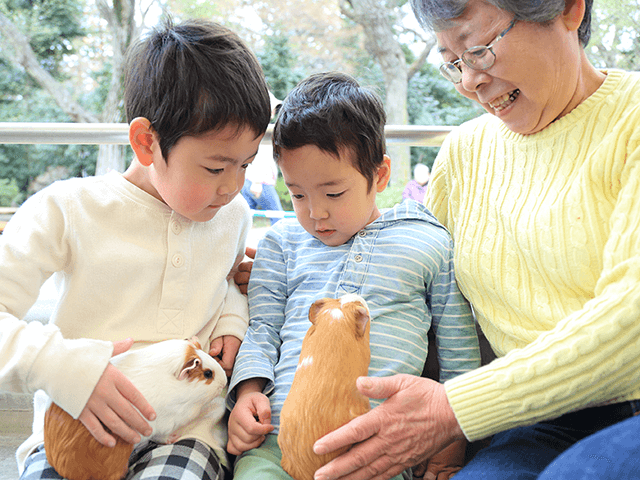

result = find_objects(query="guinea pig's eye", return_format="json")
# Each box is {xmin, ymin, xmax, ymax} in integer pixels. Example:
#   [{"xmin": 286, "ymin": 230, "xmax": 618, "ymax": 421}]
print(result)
[{"xmin": 204, "ymin": 369, "xmax": 213, "ymax": 379}]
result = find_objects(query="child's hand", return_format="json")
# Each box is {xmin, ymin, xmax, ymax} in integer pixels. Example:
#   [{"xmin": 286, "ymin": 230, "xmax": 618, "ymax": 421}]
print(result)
[
  {"xmin": 227, "ymin": 390, "xmax": 274, "ymax": 455},
  {"xmin": 78, "ymin": 338, "xmax": 156, "ymax": 447},
  {"xmin": 209, "ymin": 335, "xmax": 241, "ymax": 376},
  {"xmin": 234, "ymin": 247, "xmax": 256, "ymax": 295},
  {"xmin": 412, "ymin": 438, "xmax": 467, "ymax": 479}
]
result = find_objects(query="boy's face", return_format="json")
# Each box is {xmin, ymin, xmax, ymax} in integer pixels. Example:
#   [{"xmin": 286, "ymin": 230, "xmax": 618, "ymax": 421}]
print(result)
[
  {"xmin": 143, "ymin": 125, "xmax": 262, "ymax": 222},
  {"xmin": 279, "ymin": 145, "xmax": 389, "ymax": 246}
]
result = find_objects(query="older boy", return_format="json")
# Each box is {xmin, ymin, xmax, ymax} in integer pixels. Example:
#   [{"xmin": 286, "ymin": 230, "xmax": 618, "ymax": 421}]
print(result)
[
  {"xmin": 0, "ymin": 18, "xmax": 271, "ymax": 479},
  {"xmin": 227, "ymin": 72, "xmax": 480, "ymax": 479}
]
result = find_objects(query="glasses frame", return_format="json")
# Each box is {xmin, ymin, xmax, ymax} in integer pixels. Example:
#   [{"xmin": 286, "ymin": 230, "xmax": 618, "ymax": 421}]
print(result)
[{"xmin": 440, "ymin": 18, "xmax": 517, "ymax": 84}]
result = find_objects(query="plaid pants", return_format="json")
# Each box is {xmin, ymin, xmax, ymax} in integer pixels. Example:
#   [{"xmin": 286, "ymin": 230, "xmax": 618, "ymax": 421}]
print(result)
[{"xmin": 21, "ymin": 438, "xmax": 229, "ymax": 480}]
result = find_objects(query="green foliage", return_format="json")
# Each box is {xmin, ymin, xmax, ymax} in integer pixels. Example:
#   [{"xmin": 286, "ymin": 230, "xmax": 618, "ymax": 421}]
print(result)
[
  {"xmin": 257, "ymin": 31, "xmax": 305, "ymax": 101},
  {"xmin": 3, "ymin": 0, "xmax": 85, "ymax": 78},
  {"xmin": 275, "ymin": 176, "xmax": 292, "ymax": 211},
  {"xmin": 377, "ymin": 180, "xmax": 404, "ymax": 209},
  {"xmin": 0, "ymin": 60, "xmax": 97, "ymax": 196},
  {"xmin": 407, "ymin": 62, "xmax": 483, "ymax": 170},
  {"xmin": 0, "ymin": 178, "xmax": 21, "ymax": 206},
  {"xmin": 588, "ymin": 0, "xmax": 640, "ymax": 70},
  {"xmin": 0, "ymin": 0, "xmax": 95, "ymax": 200}
]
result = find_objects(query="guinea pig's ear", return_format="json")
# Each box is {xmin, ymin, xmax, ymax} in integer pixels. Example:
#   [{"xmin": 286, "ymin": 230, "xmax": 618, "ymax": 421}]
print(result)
[
  {"xmin": 354, "ymin": 306, "xmax": 370, "ymax": 338},
  {"xmin": 309, "ymin": 298, "xmax": 330, "ymax": 325},
  {"xmin": 178, "ymin": 357, "xmax": 201, "ymax": 381}
]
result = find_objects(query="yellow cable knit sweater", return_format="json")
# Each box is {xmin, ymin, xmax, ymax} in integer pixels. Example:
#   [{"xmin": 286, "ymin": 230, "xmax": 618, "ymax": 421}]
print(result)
[{"xmin": 426, "ymin": 69, "xmax": 640, "ymax": 441}]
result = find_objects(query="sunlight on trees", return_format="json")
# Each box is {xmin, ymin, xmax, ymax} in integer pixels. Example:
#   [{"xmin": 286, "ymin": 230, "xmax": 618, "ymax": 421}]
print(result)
[{"xmin": 0, "ymin": 0, "xmax": 637, "ymax": 203}]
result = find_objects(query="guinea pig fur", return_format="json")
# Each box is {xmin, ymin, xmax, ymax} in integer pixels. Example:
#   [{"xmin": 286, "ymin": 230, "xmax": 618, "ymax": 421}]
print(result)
[
  {"xmin": 44, "ymin": 338, "xmax": 227, "ymax": 480},
  {"xmin": 278, "ymin": 294, "xmax": 372, "ymax": 480}
]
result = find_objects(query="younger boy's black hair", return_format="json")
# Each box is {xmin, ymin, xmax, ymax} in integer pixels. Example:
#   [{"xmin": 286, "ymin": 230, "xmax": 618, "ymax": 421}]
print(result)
[
  {"xmin": 273, "ymin": 72, "xmax": 386, "ymax": 191},
  {"xmin": 124, "ymin": 18, "xmax": 271, "ymax": 161}
]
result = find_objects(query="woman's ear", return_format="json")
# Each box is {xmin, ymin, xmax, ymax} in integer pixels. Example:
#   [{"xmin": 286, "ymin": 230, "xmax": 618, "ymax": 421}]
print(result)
[
  {"xmin": 375, "ymin": 155, "xmax": 392, "ymax": 193},
  {"xmin": 561, "ymin": 0, "xmax": 586, "ymax": 32},
  {"xmin": 129, "ymin": 117, "xmax": 156, "ymax": 167}
]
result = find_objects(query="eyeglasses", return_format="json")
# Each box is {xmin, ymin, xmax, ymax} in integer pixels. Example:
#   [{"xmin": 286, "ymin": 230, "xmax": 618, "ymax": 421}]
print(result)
[{"xmin": 439, "ymin": 19, "xmax": 517, "ymax": 84}]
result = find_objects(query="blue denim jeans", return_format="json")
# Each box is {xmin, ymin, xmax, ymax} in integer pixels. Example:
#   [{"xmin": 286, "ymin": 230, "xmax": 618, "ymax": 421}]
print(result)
[
  {"xmin": 455, "ymin": 400, "xmax": 640, "ymax": 480},
  {"xmin": 538, "ymin": 413, "xmax": 640, "ymax": 479}
]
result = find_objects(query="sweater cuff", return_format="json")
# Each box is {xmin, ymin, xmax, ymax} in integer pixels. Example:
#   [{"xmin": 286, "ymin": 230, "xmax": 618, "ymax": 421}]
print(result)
[
  {"xmin": 212, "ymin": 313, "xmax": 250, "ymax": 341},
  {"xmin": 213, "ymin": 281, "xmax": 249, "ymax": 341},
  {"xmin": 29, "ymin": 331, "xmax": 113, "ymax": 419},
  {"xmin": 444, "ymin": 365, "xmax": 526, "ymax": 441}
]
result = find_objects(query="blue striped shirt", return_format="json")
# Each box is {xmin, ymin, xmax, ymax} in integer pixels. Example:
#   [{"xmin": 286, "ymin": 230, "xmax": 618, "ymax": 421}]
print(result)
[{"xmin": 228, "ymin": 200, "xmax": 480, "ymax": 431}]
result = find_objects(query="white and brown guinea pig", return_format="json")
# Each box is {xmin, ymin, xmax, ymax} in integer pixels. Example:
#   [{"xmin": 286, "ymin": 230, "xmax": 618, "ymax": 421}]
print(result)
[
  {"xmin": 279, "ymin": 294, "xmax": 372, "ymax": 480},
  {"xmin": 44, "ymin": 337, "xmax": 227, "ymax": 480}
]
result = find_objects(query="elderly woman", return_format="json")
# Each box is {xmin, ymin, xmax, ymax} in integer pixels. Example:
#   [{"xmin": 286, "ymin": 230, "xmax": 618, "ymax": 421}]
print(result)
[{"xmin": 312, "ymin": 0, "xmax": 640, "ymax": 479}]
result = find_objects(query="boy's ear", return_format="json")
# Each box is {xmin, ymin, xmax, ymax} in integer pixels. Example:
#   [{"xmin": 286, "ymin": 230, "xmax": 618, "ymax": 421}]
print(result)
[
  {"xmin": 129, "ymin": 117, "xmax": 156, "ymax": 167},
  {"xmin": 375, "ymin": 155, "xmax": 392, "ymax": 193}
]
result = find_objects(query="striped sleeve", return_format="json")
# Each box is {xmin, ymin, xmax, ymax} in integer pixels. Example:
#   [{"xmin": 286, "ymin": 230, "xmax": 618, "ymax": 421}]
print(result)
[
  {"xmin": 430, "ymin": 236, "xmax": 481, "ymax": 381},
  {"xmin": 227, "ymin": 231, "xmax": 288, "ymax": 406}
]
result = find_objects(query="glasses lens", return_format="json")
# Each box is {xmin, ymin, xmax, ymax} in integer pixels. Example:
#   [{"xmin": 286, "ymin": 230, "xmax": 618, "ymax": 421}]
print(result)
[
  {"xmin": 439, "ymin": 63, "xmax": 462, "ymax": 84},
  {"xmin": 463, "ymin": 46, "xmax": 495, "ymax": 70}
]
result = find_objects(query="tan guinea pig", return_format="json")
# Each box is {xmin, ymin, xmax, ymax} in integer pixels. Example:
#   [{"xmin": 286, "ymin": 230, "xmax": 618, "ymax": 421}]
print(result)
[
  {"xmin": 43, "ymin": 337, "xmax": 227, "ymax": 480},
  {"xmin": 279, "ymin": 294, "xmax": 371, "ymax": 480}
]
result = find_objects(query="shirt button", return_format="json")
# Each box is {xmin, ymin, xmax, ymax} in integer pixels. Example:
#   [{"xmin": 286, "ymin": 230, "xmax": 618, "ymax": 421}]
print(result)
[
  {"xmin": 171, "ymin": 221, "xmax": 182, "ymax": 235},
  {"xmin": 172, "ymin": 253, "xmax": 184, "ymax": 268},
  {"xmin": 354, "ymin": 254, "xmax": 363, "ymax": 263},
  {"xmin": 358, "ymin": 230, "xmax": 367, "ymax": 237}
]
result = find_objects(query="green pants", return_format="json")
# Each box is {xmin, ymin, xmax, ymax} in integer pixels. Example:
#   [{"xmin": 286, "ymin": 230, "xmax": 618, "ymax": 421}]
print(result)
[{"xmin": 233, "ymin": 434, "xmax": 406, "ymax": 480}]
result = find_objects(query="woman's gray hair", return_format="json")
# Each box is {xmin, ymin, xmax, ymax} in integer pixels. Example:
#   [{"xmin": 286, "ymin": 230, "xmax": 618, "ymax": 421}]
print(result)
[{"xmin": 410, "ymin": 0, "xmax": 592, "ymax": 46}]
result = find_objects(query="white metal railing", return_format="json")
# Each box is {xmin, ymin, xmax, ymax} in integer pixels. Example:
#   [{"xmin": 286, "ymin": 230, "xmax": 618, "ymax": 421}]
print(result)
[
  {"xmin": 0, "ymin": 122, "xmax": 454, "ymax": 222},
  {"xmin": 0, "ymin": 123, "xmax": 453, "ymax": 147}
]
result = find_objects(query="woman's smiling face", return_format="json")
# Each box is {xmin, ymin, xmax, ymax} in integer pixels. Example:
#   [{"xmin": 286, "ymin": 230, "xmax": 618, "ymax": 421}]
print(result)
[{"xmin": 435, "ymin": 0, "xmax": 586, "ymax": 135}]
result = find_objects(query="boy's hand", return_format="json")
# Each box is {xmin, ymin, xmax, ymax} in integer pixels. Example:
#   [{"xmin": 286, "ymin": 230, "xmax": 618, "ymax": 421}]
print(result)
[
  {"xmin": 234, "ymin": 247, "xmax": 256, "ymax": 295},
  {"xmin": 227, "ymin": 391, "xmax": 274, "ymax": 455},
  {"xmin": 412, "ymin": 439, "xmax": 467, "ymax": 479},
  {"xmin": 209, "ymin": 335, "xmax": 242, "ymax": 377},
  {"xmin": 78, "ymin": 338, "xmax": 156, "ymax": 447}
]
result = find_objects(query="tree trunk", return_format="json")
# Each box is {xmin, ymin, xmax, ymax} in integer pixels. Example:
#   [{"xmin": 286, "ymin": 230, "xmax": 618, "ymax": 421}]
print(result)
[
  {"xmin": 0, "ymin": 12, "xmax": 99, "ymax": 123},
  {"xmin": 0, "ymin": 1, "xmax": 142, "ymax": 175},
  {"xmin": 338, "ymin": 0, "xmax": 432, "ymax": 187},
  {"xmin": 95, "ymin": 0, "xmax": 140, "ymax": 174}
]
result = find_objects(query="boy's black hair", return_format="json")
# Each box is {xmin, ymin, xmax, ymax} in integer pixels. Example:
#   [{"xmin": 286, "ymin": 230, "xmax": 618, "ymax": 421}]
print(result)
[
  {"xmin": 124, "ymin": 18, "xmax": 271, "ymax": 161},
  {"xmin": 273, "ymin": 72, "xmax": 386, "ymax": 191}
]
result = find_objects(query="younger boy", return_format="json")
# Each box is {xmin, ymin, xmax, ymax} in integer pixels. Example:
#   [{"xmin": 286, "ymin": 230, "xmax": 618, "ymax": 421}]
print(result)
[
  {"xmin": 0, "ymin": 18, "xmax": 271, "ymax": 479},
  {"xmin": 227, "ymin": 72, "xmax": 480, "ymax": 479}
]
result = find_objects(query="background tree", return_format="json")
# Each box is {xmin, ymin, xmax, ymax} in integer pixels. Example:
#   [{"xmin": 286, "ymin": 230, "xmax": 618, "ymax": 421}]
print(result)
[
  {"xmin": 587, "ymin": 0, "xmax": 640, "ymax": 70},
  {"xmin": 256, "ymin": 31, "xmax": 305, "ymax": 101},
  {"xmin": 0, "ymin": 0, "xmax": 97, "ymax": 200},
  {"xmin": 338, "ymin": 0, "xmax": 434, "ymax": 186},
  {"xmin": 0, "ymin": 0, "xmax": 152, "ymax": 176},
  {"xmin": 1, "ymin": 0, "xmax": 638, "ymax": 205}
]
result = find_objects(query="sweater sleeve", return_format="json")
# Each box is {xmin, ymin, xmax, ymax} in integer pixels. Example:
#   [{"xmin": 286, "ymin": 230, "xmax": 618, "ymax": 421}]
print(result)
[
  {"xmin": 210, "ymin": 200, "xmax": 252, "ymax": 341},
  {"xmin": 210, "ymin": 280, "xmax": 250, "ymax": 341},
  {"xmin": 444, "ymin": 138, "xmax": 640, "ymax": 441},
  {"xmin": 227, "ymin": 230, "xmax": 288, "ymax": 407},
  {"xmin": 0, "ymin": 189, "xmax": 113, "ymax": 419}
]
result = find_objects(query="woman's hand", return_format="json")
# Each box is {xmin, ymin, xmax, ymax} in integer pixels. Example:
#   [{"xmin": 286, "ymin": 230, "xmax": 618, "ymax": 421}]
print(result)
[
  {"xmin": 313, "ymin": 375, "xmax": 465, "ymax": 480},
  {"xmin": 78, "ymin": 338, "xmax": 156, "ymax": 447}
]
